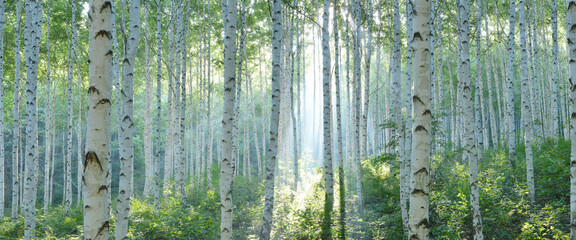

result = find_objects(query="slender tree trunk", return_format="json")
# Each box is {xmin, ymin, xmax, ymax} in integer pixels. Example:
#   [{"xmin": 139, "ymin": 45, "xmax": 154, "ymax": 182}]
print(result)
[
  {"xmin": 552, "ymin": 0, "xmax": 560, "ymax": 136},
  {"xmin": 391, "ymin": 0, "xmax": 406, "ymax": 234},
  {"xmin": 321, "ymin": 0, "xmax": 333, "ymax": 238},
  {"xmin": 154, "ymin": 0, "xmax": 162, "ymax": 212},
  {"xmin": 180, "ymin": 2, "xmax": 189, "ymax": 204},
  {"xmin": 75, "ymin": 1, "xmax": 83, "ymax": 207},
  {"xmin": 353, "ymin": 0, "xmax": 364, "ymax": 219},
  {"xmin": 83, "ymin": 0, "xmax": 113, "ymax": 238},
  {"xmin": 260, "ymin": 0, "xmax": 282, "ymax": 238},
  {"xmin": 475, "ymin": 0, "xmax": 486, "ymax": 154},
  {"xmin": 459, "ymin": 0, "xmax": 484, "ymax": 238},
  {"xmin": 65, "ymin": 3, "xmax": 75, "ymax": 215},
  {"xmin": 404, "ymin": 2, "xmax": 414, "ymax": 235},
  {"xmin": 567, "ymin": 1, "xmax": 576, "ymax": 237},
  {"xmin": 42, "ymin": 1, "xmax": 50, "ymax": 214},
  {"xmin": 11, "ymin": 0, "xmax": 21, "ymax": 222},
  {"xmin": 206, "ymin": 0, "xmax": 213, "ymax": 190},
  {"xmin": 362, "ymin": 0, "xmax": 373, "ymax": 158},
  {"xmin": 409, "ymin": 1, "xmax": 431, "ymax": 239},
  {"xmin": 333, "ymin": 1, "xmax": 346, "ymax": 238},
  {"xmin": 115, "ymin": 0, "xmax": 140, "ymax": 238},
  {"xmin": 0, "ymin": 0, "xmax": 5, "ymax": 218},
  {"xmin": 143, "ymin": 8, "xmax": 153, "ymax": 199},
  {"xmin": 23, "ymin": 0, "xmax": 42, "ymax": 237},
  {"xmin": 519, "ymin": 0, "xmax": 535, "ymax": 202},
  {"xmin": 291, "ymin": 1, "xmax": 299, "ymax": 191},
  {"xmin": 506, "ymin": 0, "xmax": 516, "ymax": 162},
  {"xmin": 220, "ymin": 0, "xmax": 237, "ymax": 237}
]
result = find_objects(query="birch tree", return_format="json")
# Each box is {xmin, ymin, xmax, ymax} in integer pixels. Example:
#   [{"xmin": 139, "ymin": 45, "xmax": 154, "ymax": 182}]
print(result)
[
  {"xmin": 552, "ymin": 0, "xmax": 560, "ymax": 136},
  {"xmin": 24, "ymin": 0, "xmax": 42, "ymax": 237},
  {"xmin": 154, "ymin": 0, "xmax": 162, "ymax": 211},
  {"xmin": 391, "ymin": 0, "xmax": 407, "ymax": 233},
  {"xmin": 459, "ymin": 0, "xmax": 484, "ymax": 238},
  {"xmin": 0, "ymin": 0, "xmax": 5, "ymax": 218},
  {"xmin": 65, "ymin": 2, "xmax": 75, "ymax": 216},
  {"xmin": 568, "ymin": 1, "xmax": 576, "ymax": 238},
  {"xmin": 333, "ymin": 1, "xmax": 346, "ymax": 237},
  {"xmin": 362, "ymin": 0, "xmax": 374, "ymax": 157},
  {"xmin": 409, "ymin": 0, "xmax": 431, "ymax": 239},
  {"xmin": 260, "ymin": 0, "xmax": 282, "ymax": 238},
  {"xmin": 115, "ymin": 0, "xmax": 140, "ymax": 238},
  {"xmin": 518, "ymin": 0, "xmax": 535, "ymax": 203},
  {"xmin": 321, "ymin": 0, "xmax": 333, "ymax": 238},
  {"xmin": 220, "ymin": 0, "xmax": 237, "ymax": 237},
  {"xmin": 11, "ymin": 0, "xmax": 21, "ymax": 222},
  {"xmin": 353, "ymin": 0, "xmax": 364, "ymax": 219},
  {"xmin": 83, "ymin": 0, "xmax": 113, "ymax": 238},
  {"xmin": 506, "ymin": 0, "xmax": 516, "ymax": 161},
  {"xmin": 143, "ymin": 8, "xmax": 153, "ymax": 199}
]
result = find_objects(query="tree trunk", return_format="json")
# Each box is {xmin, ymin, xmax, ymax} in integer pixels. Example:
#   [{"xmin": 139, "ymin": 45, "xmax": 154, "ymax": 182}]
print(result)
[
  {"xmin": 391, "ymin": 0, "xmax": 406, "ymax": 234},
  {"xmin": 354, "ymin": 0, "xmax": 364, "ymax": 219},
  {"xmin": 42, "ymin": 1, "xmax": 50, "ymax": 214},
  {"xmin": 459, "ymin": 0, "xmax": 484, "ymax": 238},
  {"xmin": 65, "ymin": 2, "xmax": 75, "ymax": 215},
  {"xmin": 220, "ymin": 0, "xmax": 237, "ymax": 237},
  {"xmin": 519, "ymin": 0, "xmax": 535, "ymax": 203},
  {"xmin": 362, "ymin": 0, "xmax": 373, "ymax": 158},
  {"xmin": 410, "ymin": 0, "xmax": 431, "ymax": 238},
  {"xmin": 321, "ymin": 0, "xmax": 333, "ymax": 238},
  {"xmin": 11, "ymin": 0, "xmax": 21, "ymax": 222},
  {"xmin": 143, "ymin": 8, "xmax": 153, "ymax": 199},
  {"xmin": 506, "ymin": 0, "xmax": 516, "ymax": 162},
  {"xmin": 115, "ymin": 0, "xmax": 140, "ymax": 238},
  {"xmin": 83, "ymin": 0, "xmax": 113, "ymax": 237},
  {"xmin": 154, "ymin": 0, "xmax": 162, "ymax": 212},
  {"xmin": 333, "ymin": 1, "xmax": 346, "ymax": 238},
  {"xmin": 74, "ymin": 1, "xmax": 83, "ymax": 207},
  {"xmin": 0, "ymin": 0, "xmax": 5, "ymax": 218},
  {"xmin": 260, "ymin": 0, "xmax": 281, "ymax": 238},
  {"xmin": 24, "ymin": 0, "xmax": 42, "ymax": 237},
  {"xmin": 551, "ymin": 0, "xmax": 560, "ymax": 136},
  {"xmin": 567, "ymin": 1, "xmax": 576, "ymax": 237}
]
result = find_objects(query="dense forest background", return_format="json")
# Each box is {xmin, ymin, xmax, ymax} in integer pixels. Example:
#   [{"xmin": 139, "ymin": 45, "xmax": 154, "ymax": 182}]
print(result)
[{"xmin": 0, "ymin": 0, "xmax": 574, "ymax": 239}]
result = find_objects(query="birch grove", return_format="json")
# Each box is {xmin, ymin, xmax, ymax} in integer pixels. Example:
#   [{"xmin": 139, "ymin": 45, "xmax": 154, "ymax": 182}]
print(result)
[{"xmin": 0, "ymin": 0, "xmax": 572, "ymax": 239}]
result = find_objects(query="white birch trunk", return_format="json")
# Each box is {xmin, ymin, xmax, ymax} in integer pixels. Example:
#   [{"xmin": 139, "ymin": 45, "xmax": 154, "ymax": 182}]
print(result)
[
  {"xmin": 567, "ymin": 1, "xmax": 576, "ymax": 237},
  {"xmin": 65, "ymin": 3, "xmax": 75, "ymax": 215},
  {"xmin": 475, "ymin": 0, "xmax": 486, "ymax": 154},
  {"xmin": 353, "ymin": 0, "xmax": 364, "ymax": 219},
  {"xmin": 391, "ymin": 0, "xmax": 407, "ymax": 233},
  {"xmin": 506, "ymin": 0, "xmax": 516, "ymax": 161},
  {"xmin": 220, "ymin": 0, "xmax": 237, "ymax": 237},
  {"xmin": 24, "ymin": 0, "xmax": 41, "ymax": 237},
  {"xmin": 333, "ymin": 2, "xmax": 346, "ymax": 236},
  {"xmin": 143, "ymin": 8, "xmax": 152, "ymax": 199},
  {"xmin": 552, "ymin": 0, "xmax": 560, "ymax": 136},
  {"xmin": 42, "ymin": 1, "xmax": 51, "ymax": 214},
  {"xmin": 519, "ymin": 0, "xmax": 535, "ymax": 203},
  {"xmin": 459, "ymin": 0, "xmax": 484, "ymax": 238},
  {"xmin": 74, "ymin": 2, "xmax": 83, "ymax": 207},
  {"xmin": 260, "ymin": 0, "xmax": 281, "ymax": 238},
  {"xmin": 115, "ymin": 0, "xmax": 140, "ymax": 238},
  {"xmin": 154, "ymin": 0, "xmax": 162, "ymax": 211},
  {"xmin": 11, "ymin": 0, "xmax": 21, "ymax": 222},
  {"xmin": 321, "ymin": 0, "xmax": 333, "ymax": 238},
  {"xmin": 404, "ymin": 2, "xmax": 414, "ymax": 234},
  {"xmin": 83, "ymin": 0, "xmax": 113, "ymax": 238},
  {"xmin": 362, "ymin": 0, "xmax": 373, "ymax": 158},
  {"xmin": 409, "ymin": 1, "xmax": 431, "ymax": 239},
  {"xmin": 0, "ymin": 0, "xmax": 5, "ymax": 218}
]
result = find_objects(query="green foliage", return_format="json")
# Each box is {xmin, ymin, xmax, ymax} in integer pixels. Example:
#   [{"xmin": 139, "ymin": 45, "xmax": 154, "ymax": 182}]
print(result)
[{"xmin": 130, "ymin": 196, "xmax": 218, "ymax": 239}]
